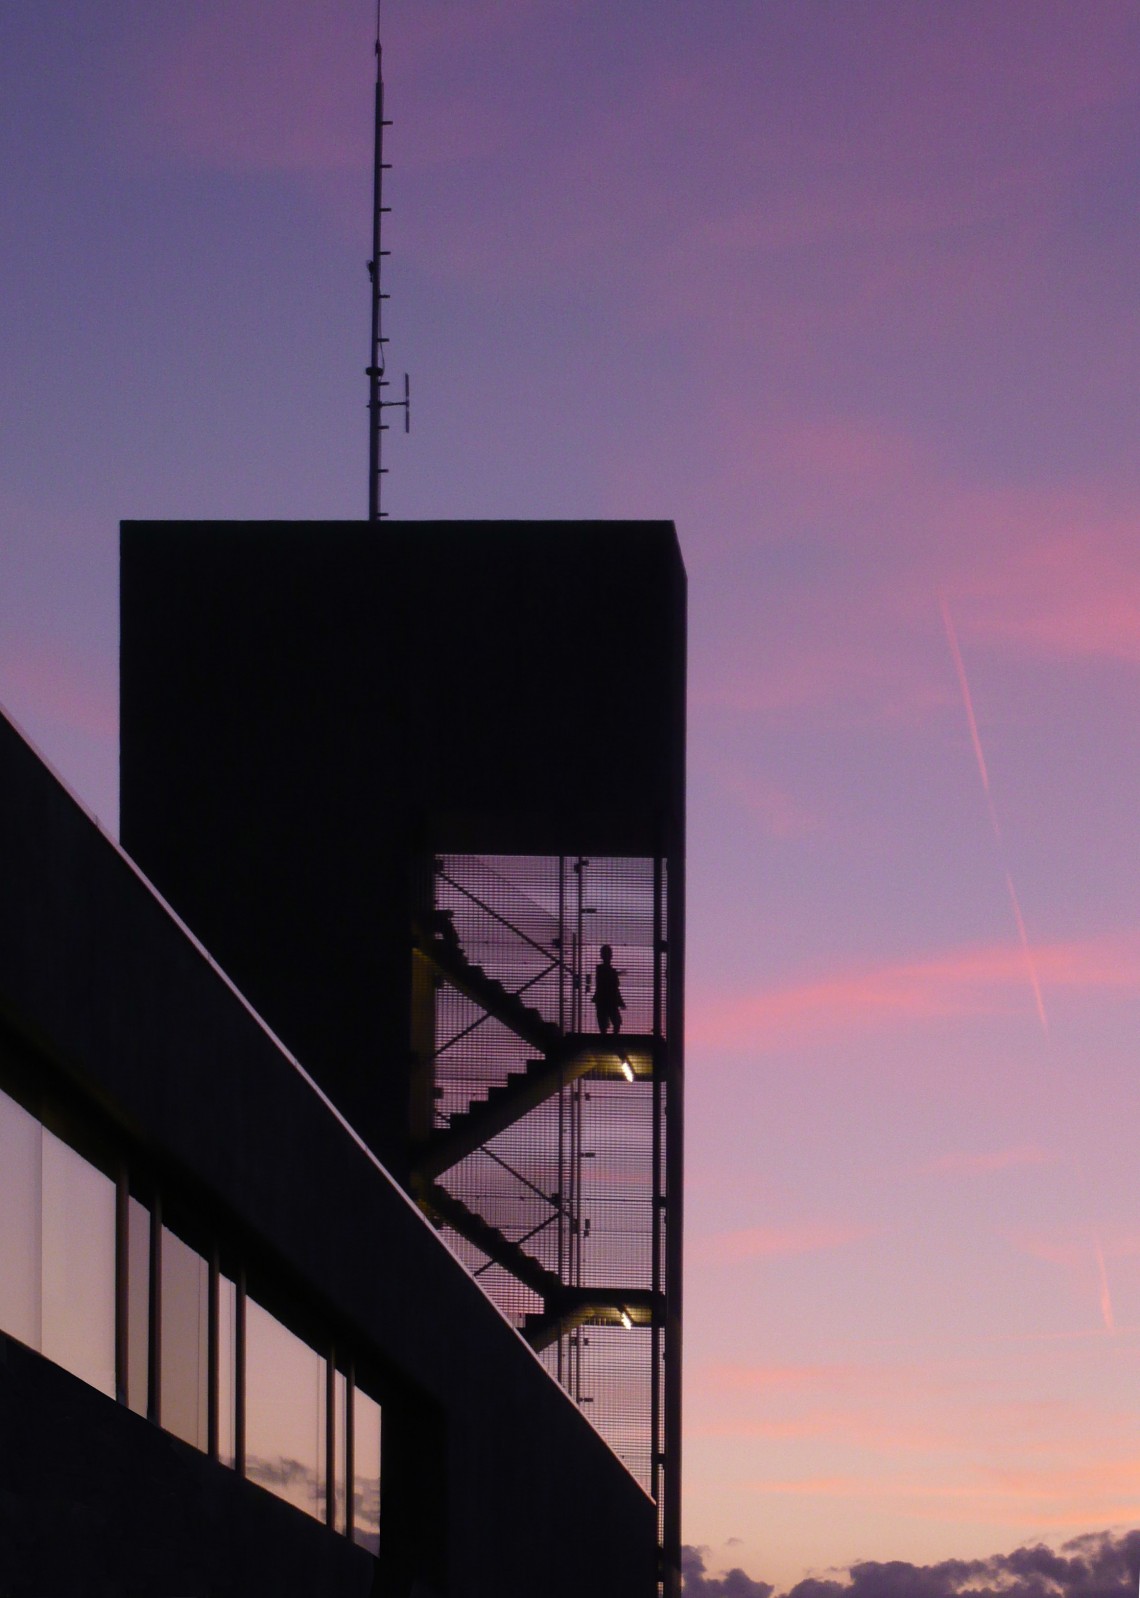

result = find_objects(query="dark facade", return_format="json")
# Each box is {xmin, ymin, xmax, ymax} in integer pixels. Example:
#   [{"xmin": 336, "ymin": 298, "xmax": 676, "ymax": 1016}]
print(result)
[
  {"xmin": 0, "ymin": 517, "xmax": 684, "ymax": 1594},
  {"xmin": 0, "ymin": 701, "xmax": 657, "ymax": 1596}
]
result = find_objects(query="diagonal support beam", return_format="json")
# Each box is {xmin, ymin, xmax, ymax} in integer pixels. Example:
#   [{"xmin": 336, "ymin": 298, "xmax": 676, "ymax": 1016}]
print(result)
[
  {"xmin": 414, "ymin": 1035, "xmax": 659, "ymax": 1181},
  {"xmin": 413, "ymin": 916, "xmax": 561, "ymax": 1053},
  {"xmin": 413, "ymin": 1178, "xmax": 563, "ymax": 1300}
]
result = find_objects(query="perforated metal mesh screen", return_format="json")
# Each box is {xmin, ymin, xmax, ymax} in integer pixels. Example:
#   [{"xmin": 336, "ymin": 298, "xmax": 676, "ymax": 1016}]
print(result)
[{"xmin": 414, "ymin": 854, "xmax": 673, "ymax": 1501}]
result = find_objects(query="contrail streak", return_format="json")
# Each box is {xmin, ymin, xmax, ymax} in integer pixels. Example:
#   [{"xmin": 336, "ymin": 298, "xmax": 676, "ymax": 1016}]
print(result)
[
  {"xmin": 941, "ymin": 597, "xmax": 1002, "ymax": 845},
  {"xmin": 1004, "ymin": 870, "xmax": 1049, "ymax": 1040},
  {"xmin": 943, "ymin": 602, "xmax": 1111, "ymax": 1338},
  {"xmin": 940, "ymin": 596, "xmax": 1048, "ymax": 1040},
  {"xmin": 1094, "ymin": 1235, "xmax": 1115, "ymax": 1334}
]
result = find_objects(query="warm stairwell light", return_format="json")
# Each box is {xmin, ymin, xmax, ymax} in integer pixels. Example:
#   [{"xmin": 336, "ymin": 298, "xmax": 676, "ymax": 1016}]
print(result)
[
  {"xmin": 620, "ymin": 1055, "xmax": 634, "ymax": 1083},
  {"xmin": 619, "ymin": 1308, "xmax": 633, "ymax": 1330}
]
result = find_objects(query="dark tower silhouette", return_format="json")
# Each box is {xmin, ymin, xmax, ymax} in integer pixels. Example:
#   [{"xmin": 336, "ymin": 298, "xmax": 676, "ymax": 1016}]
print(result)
[{"xmin": 120, "ymin": 517, "xmax": 686, "ymax": 1595}]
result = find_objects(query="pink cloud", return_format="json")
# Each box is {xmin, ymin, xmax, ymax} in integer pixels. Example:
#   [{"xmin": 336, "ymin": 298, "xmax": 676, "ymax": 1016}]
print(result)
[
  {"xmin": 135, "ymin": 4, "xmax": 369, "ymax": 176},
  {"xmin": 737, "ymin": 1457, "xmax": 1140, "ymax": 1522},
  {"xmin": 616, "ymin": 13, "xmax": 1139, "ymax": 353},
  {"xmin": 678, "ymin": 443, "xmax": 1138, "ymax": 739},
  {"xmin": 966, "ymin": 1457, "xmax": 1140, "ymax": 1516},
  {"xmin": 686, "ymin": 1360, "xmax": 1133, "ymax": 1485},
  {"xmin": 0, "ymin": 642, "xmax": 116, "ymax": 739},
  {"xmin": 706, "ymin": 411, "xmax": 930, "ymax": 527},
  {"xmin": 718, "ymin": 771, "xmax": 820, "ymax": 839},
  {"xmin": 690, "ymin": 1403, "xmax": 957, "ymax": 1454},
  {"xmin": 120, "ymin": 0, "xmax": 1140, "ymax": 435},
  {"xmin": 698, "ymin": 1362, "xmax": 859, "ymax": 1394},
  {"xmin": 1002, "ymin": 1225, "xmax": 1140, "ymax": 1336},
  {"xmin": 685, "ymin": 471, "xmax": 1140, "ymax": 734},
  {"xmin": 114, "ymin": 1, "xmax": 553, "ymax": 248},
  {"xmin": 1006, "ymin": 1225, "xmax": 1140, "ymax": 1270},
  {"xmin": 698, "ymin": 1223, "xmax": 872, "ymax": 1263},
  {"xmin": 919, "ymin": 1146, "xmax": 1055, "ymax": 1177},
  {"xmin": 687, "ymin": 933, "xmax": 1140, "ymax": 1052},
  {"xmin": 132, "ymin": 1, "xmax": 540, "ymax": 175},
  {"xmin": 948, "ymin": 518, "xmax": 1140, "ymax": 666},
  {"xmin": 743, "ymin": 1474, "xmax": 865, "ymax": 1497},
  {"xmin": 689, "ymin": 641, "xmax": 899, "ymax": 720},
  {"xmin": 131, "ymin": 0, "xmax": 1121, "ymax": 319},
  {"xmin": 688, "ymin": 620, "xmax": 948, "ymax": 730},
  {"xmin": 692, "ymin": 1360, "xmax": 934, "ymax": 1405},
  {"xmin": 689, "ymin": 1404, "xmax": 1083, "ymax": 1462}
]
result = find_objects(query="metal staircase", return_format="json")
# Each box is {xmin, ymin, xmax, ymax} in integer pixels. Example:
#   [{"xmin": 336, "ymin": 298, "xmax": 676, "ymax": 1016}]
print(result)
[
  {"xmin": 408, "ymin": 853, "xmax": 670, "ymax": 1505},
  {"xmin": 415, "ymin": 1031, "xmax": 658, "ymax": 1178}
]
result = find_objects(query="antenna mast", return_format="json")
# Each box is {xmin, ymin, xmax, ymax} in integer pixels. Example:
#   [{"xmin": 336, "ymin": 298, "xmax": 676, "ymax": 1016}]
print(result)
[{"xmin": 367, "ymin": 1, "xmax": 409, "ymax": 520}]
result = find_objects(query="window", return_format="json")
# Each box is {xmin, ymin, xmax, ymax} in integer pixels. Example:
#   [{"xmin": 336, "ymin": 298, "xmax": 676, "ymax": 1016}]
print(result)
[
  {"xmin": 353, "ymin": 1385, "xmax": 382, "ymax": 1552},
  {"xmin": 0, "ymin": 1085, "xmax": 381, "ymax": 1549},
  {"xmin": 41, "ymin": 1130, "xmax": 116, "ymax": 1397},
  {"xmin": 0, "ymin": 1090, "xmax": 115, "ymax": 1398},
  {"xmin": 245, "ymin": 1297, "xmax": 325, "ymax": 1521},
  {"xmin": 160, "ymin": 1226, "xmax": 209, "ymax": 1448},
  {"xmin": 0, "ymin": 1089, "xmax": 40, "ymax": 1351}
]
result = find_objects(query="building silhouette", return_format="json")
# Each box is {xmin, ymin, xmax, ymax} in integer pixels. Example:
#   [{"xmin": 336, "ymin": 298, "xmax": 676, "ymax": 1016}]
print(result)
[{"xmin": 0, "ymin": 517, "xmax": 685, "ymax": 1595}]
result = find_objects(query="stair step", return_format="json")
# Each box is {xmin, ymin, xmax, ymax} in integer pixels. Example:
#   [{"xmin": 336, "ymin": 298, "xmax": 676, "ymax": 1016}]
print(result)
[
  {"xmin": 419, "ymin": 935, "xmax": 561, "ymax": 1049},
  {"xmin": 422, "ymin": 1182, "xmax": 561, "ymax": 1295}
]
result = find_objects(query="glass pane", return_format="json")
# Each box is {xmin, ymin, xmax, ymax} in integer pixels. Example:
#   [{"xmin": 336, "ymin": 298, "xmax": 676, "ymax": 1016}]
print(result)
[
  {"xmin": 352, "ymin": 1387, "xmax": 381, "ymax": 1552},
  {"xmin": 160, "ymin": 1227, "xmax": 208, "ymax": 1449},
  {"xmin": 126, "ymin": 1197, "xmax": 150, "ymax": 1416},
  {"xmin": 217, "ymin": 1274, "xmax": 237, "ymax": 1468},
  {"xmin": 0, "ymin": 1090, "xmax": 41, "ymax": 1350},
  {"xmin": 246, "ymin": 1297, "xmax": 324, "ymax": 1521},
  {"xmin": 333, "ymin": 1369, "xmax": 347, "ymax": 1534},
  {"xmin": 41, "ymin": 1129, "xmax": 115, "ymax": 1397}
]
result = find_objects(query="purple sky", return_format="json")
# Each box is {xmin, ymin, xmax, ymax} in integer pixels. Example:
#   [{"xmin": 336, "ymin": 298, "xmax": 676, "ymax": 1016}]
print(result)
[{"xmin": 3, "ymin": 2, "xmax": 1140, "ymax": 1588}]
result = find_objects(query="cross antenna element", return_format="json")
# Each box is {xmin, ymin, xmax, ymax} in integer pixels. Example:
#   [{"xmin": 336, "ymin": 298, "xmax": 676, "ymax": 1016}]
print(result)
[{"xmin": 366, "ymin": 2, "xmax": 410, "ymax": 520}]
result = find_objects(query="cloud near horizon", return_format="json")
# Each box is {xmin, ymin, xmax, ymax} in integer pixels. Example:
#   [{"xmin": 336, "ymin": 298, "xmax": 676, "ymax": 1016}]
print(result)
[{"xmin": 683, "ymin": 1528, "xmax": 1140, "ymax": 1598}]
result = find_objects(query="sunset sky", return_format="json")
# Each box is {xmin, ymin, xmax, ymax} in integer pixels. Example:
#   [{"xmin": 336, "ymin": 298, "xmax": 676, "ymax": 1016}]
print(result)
[{"xmin": 3, "ymin": 2, "xmax": 1140, "ymax": 1589}]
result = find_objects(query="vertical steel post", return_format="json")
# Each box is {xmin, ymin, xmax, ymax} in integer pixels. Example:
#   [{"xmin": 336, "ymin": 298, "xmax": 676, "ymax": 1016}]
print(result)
[
  {"xmin": 556, "ymin": 855, "xmax": 566, "ymax": 1386},
  {"xmin": 573, "ymin": 858, "xmax": 587, "ymax": 1400},
  {"xmin": 663, "ymin": 845, "xmax": 685, "ymax": 1598},
  {"xmin": 651, "ymin": 853, "xmax": 664, "ymax": 1518}
]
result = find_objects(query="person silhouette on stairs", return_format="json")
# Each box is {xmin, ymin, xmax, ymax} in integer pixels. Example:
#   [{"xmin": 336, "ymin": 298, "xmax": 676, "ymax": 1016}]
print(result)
[{"xmin": 592, "ymin": 944, "xmax": 626, "ymax": 1035}]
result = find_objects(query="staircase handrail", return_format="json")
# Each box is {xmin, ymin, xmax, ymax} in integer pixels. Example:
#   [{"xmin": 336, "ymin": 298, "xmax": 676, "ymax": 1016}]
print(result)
[{"xmin": 437, "ymin": 865, "xmax": 575, "ymax": 979}]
